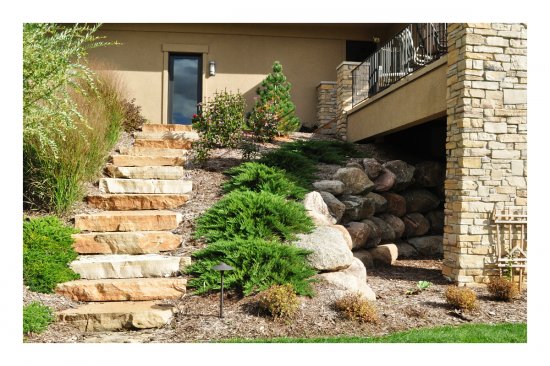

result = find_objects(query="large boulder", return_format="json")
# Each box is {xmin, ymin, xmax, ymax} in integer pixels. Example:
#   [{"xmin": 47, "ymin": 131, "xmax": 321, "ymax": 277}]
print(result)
[
  {"xmin": 360, "ymin": 219, "xmax": 382, "ymax": 248},
  {"xmin": 408, "ymin": 236, "xmax": 443, "ymax": 256},
  {"xmin": 346, "ymin": 162, "xmax": 364, "ymax": 170},
  {"xmin": 333, "ymin": 167, "xmax": 374, "ymax": 195},
  {"xmin": 345, "ymin": 222, "xmax": 370, "ymax": 250},
  {"xmin": 295, "ymin": 225, "xmax": 354, "ymax": 271},
  {"xmin": 332, "ymin": 225, "xmax": 354, "ymax": 250},
  {"xmin": 401, "ymin": 189, "xmax": 441, "ymax": 214},
  {"xmin": 383, "ymin": 160, "xmax": 415, "ymax": 191},
  {"xmin": 377, "ymin": 213, "xmax": 405, "ymax": 239},
  {"xmin": 373, "ymin": 168, "xmax": 396, "ymax": 192},
  {"xmin": 368, "ymin": 244, "xmax": 398, "ymax": 266},
  {"xmin": 414, "ymin": 161, "xmax": 445, "ymax": 188},
  {"xmin": 365, "ymin": 192, "xmax": 388, "ymax": 214},
  {"xmin": 303, "ymin": 191, "xmax": 337, "ymax": 226},
  {"xmin": 368, "ymin": 216, "xmax": 396, "ymax": 242},
  {"xmin": 363, "ymin": 158, "xmax": 383, "ymax": 180},
  {"xmin": 402, "ymin": 213, "xmax": 431, "ymax": 238},
  {"xmin": 318, "ymin": 258, "xmax": 376, "ymax": 301},
  {"xmin": 319, "ymin": 191, "xmax": 346, "ymax": 223},
  {"xmin": 396, "ymin": 242, "xmax": 419, "ymax": 258},
  {"xmin": 353, "ymin": 250, "xmax": 374, "ymax": 269},
  {"xmin": 426, "ymin": 210, "xmax": 445, "ymax": 234},
  {"xmin": 340, "ymin": 195, "xmax": 375, "ymax": 223},
  {"xmin": 380, "ymin": 192, "xmax": 407, "ymax": 217},
  {"xmin": 312, "ymin": 180, "xmax": 345, "ymax": 196}
]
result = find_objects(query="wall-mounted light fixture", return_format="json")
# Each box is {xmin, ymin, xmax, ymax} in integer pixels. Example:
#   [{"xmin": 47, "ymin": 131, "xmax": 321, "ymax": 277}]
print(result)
[{"xmin": 209, "ymin": 61, "xmax": 216, "ymax": 76}]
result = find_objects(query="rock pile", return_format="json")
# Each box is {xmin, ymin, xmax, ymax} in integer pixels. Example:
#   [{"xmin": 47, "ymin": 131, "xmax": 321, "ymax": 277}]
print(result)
[{"xmin": 313, "ymin": 158, "xmax": 445, "ymax": 268}]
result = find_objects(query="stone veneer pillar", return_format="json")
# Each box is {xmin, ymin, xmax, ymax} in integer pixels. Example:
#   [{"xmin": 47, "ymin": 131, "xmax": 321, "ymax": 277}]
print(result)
[
  {"xmin": 443, "ymin": 23, "xmax": 527, "ymax": 285},
  {"xmin": 316, "ymin": 81, "xmax": 337, "ymax": 135},
  {"xmin": 336, "ymin": 62, "xmax": 360, "ymax": 141}
]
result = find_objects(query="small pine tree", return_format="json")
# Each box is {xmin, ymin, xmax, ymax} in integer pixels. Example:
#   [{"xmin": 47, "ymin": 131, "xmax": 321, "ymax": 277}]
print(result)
[{"xmin": 250, "ymin": 61, "xmax": 301, "ymax": 136}]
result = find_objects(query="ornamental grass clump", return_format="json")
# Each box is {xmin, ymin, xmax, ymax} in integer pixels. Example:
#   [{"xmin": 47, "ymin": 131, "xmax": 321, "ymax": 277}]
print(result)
[
  {"xmin": 487, "ymin": 277, "xmax": 519, "ymax": 301},
  {"xmin": 334, "ymin": 292, "xmax": 379, "ymax": 323},
  {"xmin": 186, "ymin": 239, "xmax": 316, "ymax": 296},
  {"xmin": 23, "ymin": 216, "xmax": 80, "ymax": 293},
  {"xmin": 23, "ymin": 302, "xmax": 54, "ymax": 335},
  {"xmin": 258, "ymin": 284, "xmax": 300, "ymax": 320},
  {"xmin": 223, "ymin": 162, "xmax": 307, "ymax": 200},
  {"xmin": 445, "ymin": 285, "xmax": 479, "ymax": 312},
  {"xmin": 194, "ymin": 190, "xmax": 315, "ymax": 243}
]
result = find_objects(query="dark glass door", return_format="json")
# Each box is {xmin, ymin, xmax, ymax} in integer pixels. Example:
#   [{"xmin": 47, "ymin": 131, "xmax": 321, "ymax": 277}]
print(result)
[{"xmin": 168, "ymin": 54, "xmax": 202, "ymax": 125}]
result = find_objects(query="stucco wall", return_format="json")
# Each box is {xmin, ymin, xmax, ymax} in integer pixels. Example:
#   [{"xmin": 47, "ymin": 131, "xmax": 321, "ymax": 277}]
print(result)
[{"xmin": 89, "ymin": 24, "xmax": 383, "ymax": 128}]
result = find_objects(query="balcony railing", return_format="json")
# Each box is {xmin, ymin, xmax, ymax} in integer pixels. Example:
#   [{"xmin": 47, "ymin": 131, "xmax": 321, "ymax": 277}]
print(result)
[{"xmin": 352, "ymin": 23, "xmax": 448, "ymax": 106}]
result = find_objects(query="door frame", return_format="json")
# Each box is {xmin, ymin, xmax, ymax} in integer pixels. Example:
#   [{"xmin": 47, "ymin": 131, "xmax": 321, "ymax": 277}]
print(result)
[{"xmin": 161, "ymin": 43, "xmax": 209, "ymax": 124}]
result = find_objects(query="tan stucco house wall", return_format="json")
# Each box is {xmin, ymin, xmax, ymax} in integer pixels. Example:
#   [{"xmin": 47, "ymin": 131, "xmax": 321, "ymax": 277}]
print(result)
[{"xmin": 89, "ymin": 23, "xmax": 393, "ymax": 128}]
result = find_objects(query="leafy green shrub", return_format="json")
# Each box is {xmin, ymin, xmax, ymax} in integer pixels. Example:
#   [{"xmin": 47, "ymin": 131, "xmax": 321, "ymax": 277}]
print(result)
[
  {"xmin": 121, "ymin": 98, "xmax": 147, "ymax": 132},
  {"xmin": 445, "ymin": 286, "xmax": 478, "ymax": 311},
  {"xmin": 192, "ymin": 90, "xmax": 246, "ymax": 163},
  {"xmin": 23, "ymin": 216, "xmax": 80, "ymax": 293},
  {"xmin": 187, "ymin": 239, "xmax": 316, "ymax": 296},
  {"xmin": 23, "ymin": 302, "xmax": 54, "ymax": 335},
  {"xmin": 195, "ymin": 190, "xmax": 314, "ymax": 243},
  {"xmin": 246, "ymin": 99, "xmax": 279, "ymax": 142},
  {"xmin": 487, "ymin": 277, "xmax": 519, "ymax": 301},
  {"xmin": 223, "ymin": 162, "xmax": 307, "ymax": 200},
  {"xmin": 249, "ymin": 61, "xmax": 300, "ymax": 136},
  {"xmin": 278, "ymin": 140, "xmax": 361, "ymax": 165},
  {"xmin": 334, "ymin": 293, "xmax": 379, "ymax": 323},
  {"xmin": 258, "ymin": 284, "xmax": 300, "ymax": 320},
  {"xmin": 259, "ymin": 149, "xmax": 317, "ymax": 188}
]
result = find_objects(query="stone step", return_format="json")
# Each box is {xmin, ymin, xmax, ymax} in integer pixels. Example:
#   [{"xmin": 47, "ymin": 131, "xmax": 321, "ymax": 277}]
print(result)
[
  {"xmin": 56, "ymin": 278, "xmax": 187, "ymax": 302},
  {"xmin": 99, "ymin": 178, "xmax": 192, "ymax": 194},
  {"xmin": 105, "ymin": 164, "xmax": 185, "ymax": 179},
  {"xmin": 86, "ymin": 194, "xmax": 189, "ymax": 211},
  {"xmin": 74, "ymin": 210, "xmax": 183, "ymax": 232},
  {"xmin": 133, "ymin": 139, "xmax": 193, "ymax": 149},
  {"xmin": 110, "ymin": 155, "xmax": 185, "ymax": 167},
  {"xmin": 133, "ymin": 131, "xmax": 199, "ymax": 141},
  {"xmin": 56, "ymin": 301, "xmax": 176, "ymax": 332},
  {"xmin": 70, "ymin": 254, "xmax": 191, "ymax": 279},
  {"xmin": 72, "ymin": 231, "xmax": 182, "ymax": 254},
  {"xmin": 118, "ymin": 146, "xmax": 189, "ymax": 157},
  {"xmin": 142, "ymin": 124, "xmax": 193, "ymax": 133}
]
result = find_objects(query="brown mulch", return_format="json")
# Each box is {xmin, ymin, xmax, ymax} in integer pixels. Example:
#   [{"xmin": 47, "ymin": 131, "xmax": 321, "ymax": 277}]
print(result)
[
  {"xmin": 25, "ymin": 258, "xmax": 527, "ymax": 343},
  {"xmin": 23, "ymin": 132, "xmax": 527, "ymax": 343}
]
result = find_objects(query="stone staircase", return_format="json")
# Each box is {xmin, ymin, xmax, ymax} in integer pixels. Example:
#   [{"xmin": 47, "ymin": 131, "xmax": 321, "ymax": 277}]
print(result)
[{"xmin": 56, "ymin": 124, "xmax": 198, "ymax": 332}]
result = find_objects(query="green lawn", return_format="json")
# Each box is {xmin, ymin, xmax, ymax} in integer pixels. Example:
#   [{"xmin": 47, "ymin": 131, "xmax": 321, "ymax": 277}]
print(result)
[{"xmin": 222, "ymin": 323, "xmax": 526, "ymax": 343}]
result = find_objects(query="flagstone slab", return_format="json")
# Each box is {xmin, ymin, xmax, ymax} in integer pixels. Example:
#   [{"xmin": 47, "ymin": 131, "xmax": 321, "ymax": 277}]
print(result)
[
  {"xmin": 74, "ymin": 210, "xmax": 183, "ymax": 232},
  {"xmin": 110, "ymin": 155, "xmax": 185, "ymax": 167},
  {"xmin": 72, "ymin": 231, "xmax": 182, "ymax": 254},
  {"xmin": 99, "ymin": 178, "xmax": 192, "ymax": 194}
]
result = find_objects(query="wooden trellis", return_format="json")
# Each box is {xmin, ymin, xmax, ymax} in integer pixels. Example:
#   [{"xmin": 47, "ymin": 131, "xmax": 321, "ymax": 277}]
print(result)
[{"xmin": 492, "ymin": 204, "xmax": 527, "ymax": 291}]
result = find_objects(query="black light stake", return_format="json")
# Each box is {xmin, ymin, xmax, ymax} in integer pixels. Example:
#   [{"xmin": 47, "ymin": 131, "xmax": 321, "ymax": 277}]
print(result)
[{"xmin": 212, "ymin": 262, "xmax": 234, "ymax": 318}]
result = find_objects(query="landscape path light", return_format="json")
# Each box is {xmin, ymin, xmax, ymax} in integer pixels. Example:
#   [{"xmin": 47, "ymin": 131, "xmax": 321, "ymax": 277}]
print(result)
[{"xmin": 212, "ymin": 262, "xmax": 234, "ymax": 318}]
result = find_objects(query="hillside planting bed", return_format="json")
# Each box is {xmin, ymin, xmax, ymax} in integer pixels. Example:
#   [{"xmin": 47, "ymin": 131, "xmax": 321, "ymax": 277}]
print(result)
[{"xmin": 24, "ymin": 133, "xmax": 527, "ymax": 343}]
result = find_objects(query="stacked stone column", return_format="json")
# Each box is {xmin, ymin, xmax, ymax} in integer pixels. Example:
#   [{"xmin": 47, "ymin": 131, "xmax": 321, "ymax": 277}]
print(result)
[
  {"xmin": 336, "ymin": 62, "xmax": 360, "ymax": 141},
  {"xmin": 443, "ymin": 23, "xmax": 527, "ymax": 285},
  {"xmin": 316, "ymin": 81, "xmax": 337, "ymax": 135}
]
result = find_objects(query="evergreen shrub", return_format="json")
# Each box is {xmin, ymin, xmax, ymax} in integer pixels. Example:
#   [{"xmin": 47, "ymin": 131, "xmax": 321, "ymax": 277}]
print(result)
[
  {"xmin": 279, "ymin": 139, "xmax": 362, "ymax": 165},
  {"xmin": 194, "ymin": 190, "xmax": 315, "ymax": 243},
  {"xmin": 187, "ymin": 239, "xmax": 316, "ymax": 296},
  {"xmin": 248, "ymin": 61, "xmax": 301, "ymax": 137},
  {"xmin": 223, "ymin": 162, "xmax": 307, "ymax": 200},
  {"xmin": 259, "ymin": 149, "xmax": 317, "ymax": 188}
]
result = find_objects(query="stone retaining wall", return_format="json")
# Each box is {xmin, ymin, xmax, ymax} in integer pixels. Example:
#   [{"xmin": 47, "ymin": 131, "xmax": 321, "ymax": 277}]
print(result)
[{"xmin": 443, "ymin": 23, "xmax": 527, "ymax": 285}]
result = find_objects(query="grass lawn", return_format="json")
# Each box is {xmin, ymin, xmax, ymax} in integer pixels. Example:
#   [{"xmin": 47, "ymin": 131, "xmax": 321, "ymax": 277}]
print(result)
[{"xmin": 222, "ymin": 323, "xmax": 526, "ymax": 343}]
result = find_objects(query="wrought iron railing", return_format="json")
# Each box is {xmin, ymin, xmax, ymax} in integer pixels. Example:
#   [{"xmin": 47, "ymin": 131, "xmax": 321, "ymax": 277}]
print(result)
[{"xmin": 352, "ymin": 23, "xmax": 448, "ymax": 106}]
